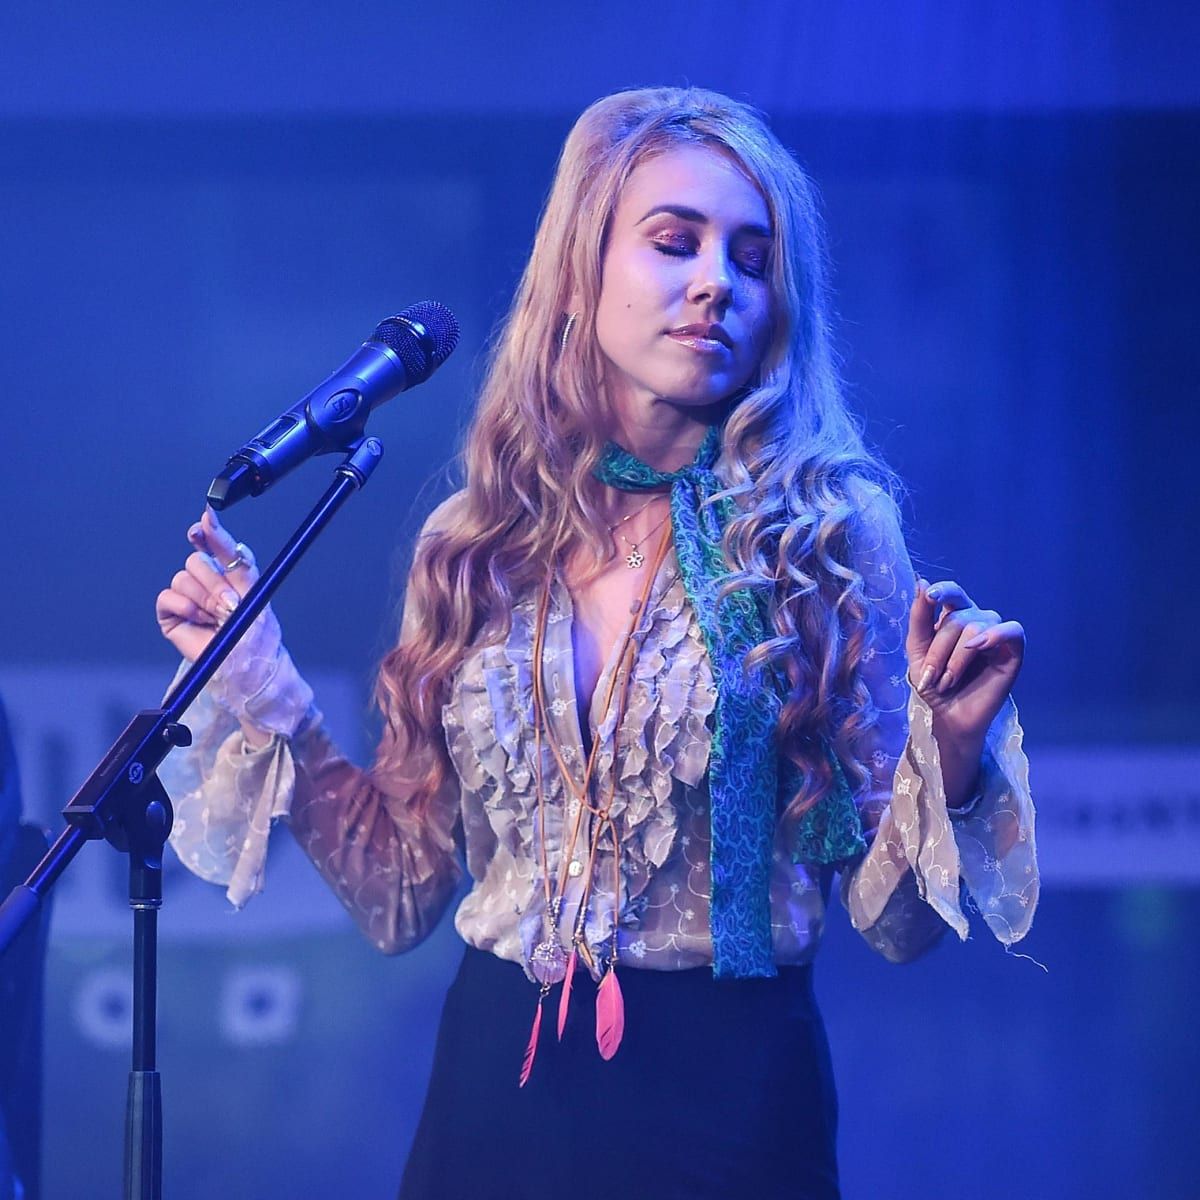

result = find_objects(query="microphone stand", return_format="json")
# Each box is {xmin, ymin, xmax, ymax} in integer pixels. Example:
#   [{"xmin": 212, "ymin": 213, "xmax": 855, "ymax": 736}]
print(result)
[{"xmin": 0, "ymin": 436, "xmax": 384, "ymax": 1200}]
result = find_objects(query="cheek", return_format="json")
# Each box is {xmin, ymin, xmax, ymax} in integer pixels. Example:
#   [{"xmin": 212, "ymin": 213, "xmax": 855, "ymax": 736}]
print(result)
[
  {"xmin": 624, "ymin": 283, "xmax": 660, "ymax": 323},
  {"xmin": 601, "ymin": 247, "xmax": 678, "ymax": 315},
  {"xmin": 746, "ymin": 295, "xmax": 775, "ymax": 360},
  {"xmin": 597, "ymin": 259, "xmax": 668, "ymax": 350}
]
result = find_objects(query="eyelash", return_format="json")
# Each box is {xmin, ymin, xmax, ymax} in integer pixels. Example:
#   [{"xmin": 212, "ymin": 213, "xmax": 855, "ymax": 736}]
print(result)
[{"xmin": 651, "ymin": 237, "xmax": 768, "ymax": 280}]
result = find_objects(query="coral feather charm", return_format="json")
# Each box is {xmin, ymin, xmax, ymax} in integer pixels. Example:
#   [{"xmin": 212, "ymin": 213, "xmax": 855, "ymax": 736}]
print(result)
[
  {"xmin": 519, "ymin": 997, "xmax": 544, "ymax": 1088},
  {"xmin": 557, "ymin": 947, "xmax": 577, "ymax": 1041},
  {"xmin": 595, "ymin": 967, "xmax": 625, "ymax": 1060}
]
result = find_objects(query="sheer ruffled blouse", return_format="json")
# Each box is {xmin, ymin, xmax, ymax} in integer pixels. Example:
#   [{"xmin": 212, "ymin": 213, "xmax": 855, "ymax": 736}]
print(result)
[{"xmin": 161, "ymin": 493, "xmax": 1038, "ymax": 976}]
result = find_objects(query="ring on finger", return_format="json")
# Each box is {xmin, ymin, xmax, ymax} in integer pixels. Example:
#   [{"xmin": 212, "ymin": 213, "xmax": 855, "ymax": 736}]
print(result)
[{"xmin": 224, "ymin": 542, "xmax": 254, "ymax": 572}]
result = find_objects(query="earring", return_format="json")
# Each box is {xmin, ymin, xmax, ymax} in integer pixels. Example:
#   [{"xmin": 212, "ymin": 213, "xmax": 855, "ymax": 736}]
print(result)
[{"xmin": 559, "ymin": 311, "xmax": 579, "ymax": 355}]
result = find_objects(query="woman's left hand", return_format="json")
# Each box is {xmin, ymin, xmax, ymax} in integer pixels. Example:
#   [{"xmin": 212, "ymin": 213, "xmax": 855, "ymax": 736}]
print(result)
[{"xmin": 906, "ymin": 579, "xmax": 1025, "ymax": 745}]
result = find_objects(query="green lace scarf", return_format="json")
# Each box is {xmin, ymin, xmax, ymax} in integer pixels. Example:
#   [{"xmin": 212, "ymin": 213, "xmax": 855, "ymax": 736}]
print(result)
[{"xmin": 594, "ymin": 425, "xmax": 865, "ymax": 978}]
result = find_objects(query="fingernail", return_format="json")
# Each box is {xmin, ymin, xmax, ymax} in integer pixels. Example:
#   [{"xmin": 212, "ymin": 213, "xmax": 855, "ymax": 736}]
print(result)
[
  {"xmin": 927, "ymin": 585, "xmax": 941, "ymax": 602},
  {"xmin": 221, "ymin": 589, "xmax": 240, "ymax": 611},
  {"xmin": 963, "ymin": 633, "xmax": 988, "ymax": 649},
  {"xmin": 917, "ymin": 666, "xmax": 936, "ymax": 693},
  {"xmin": 936, "ymin": 670, "xmax": 955, "ymax": 693}
]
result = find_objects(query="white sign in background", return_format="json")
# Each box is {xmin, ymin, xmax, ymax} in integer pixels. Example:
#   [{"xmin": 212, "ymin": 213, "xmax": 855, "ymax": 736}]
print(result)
[{"xmin": 1027, "ymin": 743, "xmax": 1200, "ymax": 885}]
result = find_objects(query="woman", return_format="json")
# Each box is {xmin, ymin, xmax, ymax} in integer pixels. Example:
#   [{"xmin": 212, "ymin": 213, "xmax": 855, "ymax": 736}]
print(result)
[{"xmin": 157, "ymin": 87, "xmax": 1036, "ymax": 1199}]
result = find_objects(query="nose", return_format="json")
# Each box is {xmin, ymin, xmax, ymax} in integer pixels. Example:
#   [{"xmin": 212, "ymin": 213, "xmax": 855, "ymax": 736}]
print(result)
[{"xmin": 685, "ymin": 243, "xmax": 734, "ymax": 312}]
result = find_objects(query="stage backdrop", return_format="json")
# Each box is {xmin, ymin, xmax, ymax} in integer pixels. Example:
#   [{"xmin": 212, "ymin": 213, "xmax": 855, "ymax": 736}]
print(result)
[{"xmin": 1, "ymin": 5, "xmax": 1198, "ymax": 1198}]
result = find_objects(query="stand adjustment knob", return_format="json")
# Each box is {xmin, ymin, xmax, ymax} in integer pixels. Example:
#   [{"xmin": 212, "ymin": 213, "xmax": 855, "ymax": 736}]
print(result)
[{"xmin": 161, "ymin": 722, "xmax": 192, "ymax": 748}]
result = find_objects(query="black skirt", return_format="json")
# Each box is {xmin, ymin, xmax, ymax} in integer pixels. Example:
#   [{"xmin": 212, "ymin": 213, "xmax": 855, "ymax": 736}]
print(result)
[{"xmin": 399, "ymin": 947, "xmax": 840, "ymax": 1200}]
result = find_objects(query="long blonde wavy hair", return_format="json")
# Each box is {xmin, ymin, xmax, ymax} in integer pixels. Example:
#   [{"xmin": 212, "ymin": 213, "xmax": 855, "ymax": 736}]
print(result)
[{"xmin": 379, "ymin": 86, "xmax": 898, "ymax": 828}]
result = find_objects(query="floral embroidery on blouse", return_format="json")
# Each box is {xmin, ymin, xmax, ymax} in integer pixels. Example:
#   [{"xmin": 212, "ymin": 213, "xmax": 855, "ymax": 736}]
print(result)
[{"xmin": 160, "ymin": 490, "xmax": 1039, "ymax": 975}]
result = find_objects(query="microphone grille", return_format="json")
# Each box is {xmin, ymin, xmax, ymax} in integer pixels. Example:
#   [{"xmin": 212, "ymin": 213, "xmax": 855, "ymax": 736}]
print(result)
[{"xmin": 372, "ymin": 302, "xmax": 460, "ymax": 383}]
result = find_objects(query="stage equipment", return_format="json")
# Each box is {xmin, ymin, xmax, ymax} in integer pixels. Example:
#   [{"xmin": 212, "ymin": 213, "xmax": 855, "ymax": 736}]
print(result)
[{"xmin": 208, "ymin": 301, "xmax": 458, "ymax": 509}]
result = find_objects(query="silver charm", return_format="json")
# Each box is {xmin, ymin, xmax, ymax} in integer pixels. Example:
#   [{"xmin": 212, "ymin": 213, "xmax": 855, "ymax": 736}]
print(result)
[
  {"xmin": 530, "ymin": 939, "xmax": 567, "ymax": 985},
  {"xmin": 625, "ymin": 547, "xmax": 644, "ymax": 569}
]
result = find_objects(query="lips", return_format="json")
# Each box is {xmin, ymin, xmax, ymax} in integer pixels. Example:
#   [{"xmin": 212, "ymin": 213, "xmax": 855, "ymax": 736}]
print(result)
[{"xmin": 666, "ymin": 323, "xmax": 733, "ymax": 351}]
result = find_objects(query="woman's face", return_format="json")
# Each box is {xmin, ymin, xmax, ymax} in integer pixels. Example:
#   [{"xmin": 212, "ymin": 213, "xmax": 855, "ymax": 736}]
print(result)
[{"xmin": 594, "ymin": 143, "xmax": 774, "ymax": 418}]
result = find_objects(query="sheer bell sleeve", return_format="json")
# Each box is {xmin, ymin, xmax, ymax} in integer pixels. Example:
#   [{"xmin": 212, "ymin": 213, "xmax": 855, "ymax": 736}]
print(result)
[
  {"xmin": 161, "ymin": 495, "xmax": 466, "ymax": 953},
  {"xmin": 837, "ymin": 489, "xmax": 1039, "ymax": 962}
]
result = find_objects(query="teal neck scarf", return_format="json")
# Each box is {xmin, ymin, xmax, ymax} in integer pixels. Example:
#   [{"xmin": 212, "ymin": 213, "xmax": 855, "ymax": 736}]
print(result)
[{"xmin": 594, "ymin": 425, "xmax": 865, "ymax": 979}]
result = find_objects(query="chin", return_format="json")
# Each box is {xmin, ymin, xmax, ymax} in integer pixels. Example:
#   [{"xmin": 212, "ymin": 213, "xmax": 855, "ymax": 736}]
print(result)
[
  {"xmin": 663, "ymin": 372, "xmax": 749, "ymax": 406},
  {"xmin": 608, "ymin": 361, "xmax": 751, "ymax": 413},
  {"xmin": 654, "ymin": 386, "xmax": 743, "ymax": 414}
]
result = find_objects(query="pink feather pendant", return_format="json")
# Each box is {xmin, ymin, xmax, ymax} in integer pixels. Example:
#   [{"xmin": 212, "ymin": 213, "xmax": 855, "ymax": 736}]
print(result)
[
  {"xmin": 519, "ymin": 997, "xmax": 543, "ymax": 1088},
  {"xmin": 595, "ymin": 966, "xmax": 625, "ymax": 1060},
  {"xmin": 556, "ymin": 947, "xmax": 578, "ymax": 1041}
]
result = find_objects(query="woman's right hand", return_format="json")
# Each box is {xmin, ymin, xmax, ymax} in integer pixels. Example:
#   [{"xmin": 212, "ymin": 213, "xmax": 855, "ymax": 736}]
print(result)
[
  {"xmin": 156, "ymin": 506, "xmax": 260, "ymax": 662},
  {"xmin": 157, "ymin": 508, "xmax": 311, "ymax": 745}
]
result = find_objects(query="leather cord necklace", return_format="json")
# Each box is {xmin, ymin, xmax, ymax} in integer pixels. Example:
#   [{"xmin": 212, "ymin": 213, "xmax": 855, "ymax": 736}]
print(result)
[{"xmin": 520, "ymin": 520, "xmax": 674, "ymax": 1086}]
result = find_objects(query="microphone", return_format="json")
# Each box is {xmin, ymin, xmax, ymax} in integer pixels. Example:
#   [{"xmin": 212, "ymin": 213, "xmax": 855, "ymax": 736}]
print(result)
[{"xmin": 207, "ymin": 301, "xmax": 459, "ymax": 509}]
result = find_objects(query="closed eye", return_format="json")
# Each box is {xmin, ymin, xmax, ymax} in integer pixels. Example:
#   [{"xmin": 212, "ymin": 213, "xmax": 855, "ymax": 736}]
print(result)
[
  {"xmin": 737, "ymin": 250, "xmax": 768, "ymax": 279},
  {"xmin": 652, "ymin": 239, "xmax": 767, "ymax": 279}
]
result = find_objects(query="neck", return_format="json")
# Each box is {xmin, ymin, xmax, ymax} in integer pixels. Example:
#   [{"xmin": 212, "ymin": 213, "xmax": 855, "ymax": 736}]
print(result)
[{"xmin": 607, "ymin": 393, "xmax": 724, "ymax": 473}]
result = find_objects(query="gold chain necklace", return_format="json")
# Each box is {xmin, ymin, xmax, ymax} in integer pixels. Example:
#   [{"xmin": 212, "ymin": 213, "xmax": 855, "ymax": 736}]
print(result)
[
  {"xmin": 614, "ymin": 506, "xmax": 671, "ymax": 569},
  {"xmin": 605, "ymin": 494, "xmax": 658, "ymax": 533},
  {"xmin": 609, "ymin": 496, "xmax": 667, "ymax": 571}
]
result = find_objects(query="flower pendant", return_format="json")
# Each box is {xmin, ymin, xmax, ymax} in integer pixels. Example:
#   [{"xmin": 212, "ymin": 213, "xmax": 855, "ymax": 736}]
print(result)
[{"xmin": 625, "ymin": 548, "xmax": 644, "ymax": 569}]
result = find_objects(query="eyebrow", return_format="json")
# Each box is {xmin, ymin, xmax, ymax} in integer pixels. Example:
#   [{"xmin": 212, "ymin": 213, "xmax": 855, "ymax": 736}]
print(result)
[{"xmin": 635, "ymin": 203, "xmax": 772, "ymax": 239}]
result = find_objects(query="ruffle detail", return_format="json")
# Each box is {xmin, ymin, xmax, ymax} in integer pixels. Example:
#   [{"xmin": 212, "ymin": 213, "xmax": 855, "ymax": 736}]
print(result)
[
  {"xmin": 442, "ymin": 560, "xmax": 717, "ymax": 979},
  {"xmin": 202, "ymin": 605, "xmax": 314, "ymax": 738},
  {"xmin": 592, "ymin": 571, "xmax": 716, "ymax": 884},
  {"xmin": 444, "ymin": 567, "xmax": 715, "ymax": 879},
  {"xmin": 847, "ymin": 690, "xmax": 1038, "ymax": 946},
  {"xmin": 443, "ymin": 595, "xmax": 566, "ymax": 857},
  {"xmin": 159, "ymin": 662, "xmax": 308, "ymax": 908}
]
